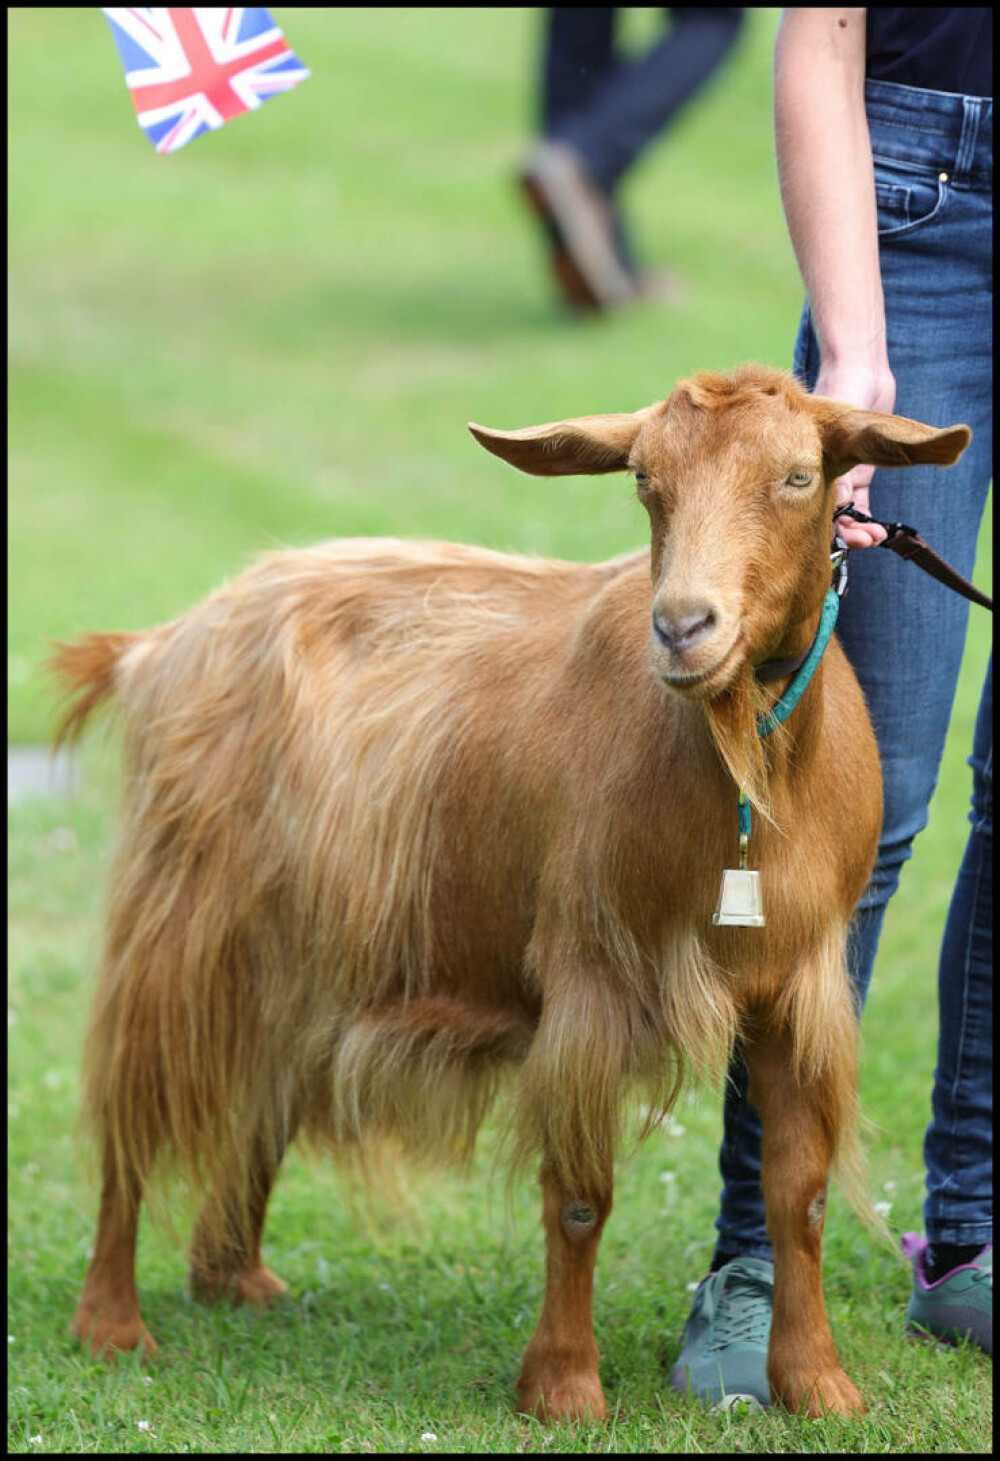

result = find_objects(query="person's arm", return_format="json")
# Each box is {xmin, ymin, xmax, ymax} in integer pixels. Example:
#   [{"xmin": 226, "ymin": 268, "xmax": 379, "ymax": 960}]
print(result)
[{"xmin": 774, "ymin": 7, "xmax": 892, "ymax": 546}]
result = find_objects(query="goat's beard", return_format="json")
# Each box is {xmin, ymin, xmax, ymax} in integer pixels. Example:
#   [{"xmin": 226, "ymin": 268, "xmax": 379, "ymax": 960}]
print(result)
[{"xmin": 703, "ymin": 663, "xmax": 786, "ymax": 826}]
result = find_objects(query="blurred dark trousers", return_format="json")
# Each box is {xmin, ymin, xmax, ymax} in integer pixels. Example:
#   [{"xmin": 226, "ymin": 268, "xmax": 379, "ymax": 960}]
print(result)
[{"xmin": 540, "ymin": 7, "xmax": 745, "ymax": 194}]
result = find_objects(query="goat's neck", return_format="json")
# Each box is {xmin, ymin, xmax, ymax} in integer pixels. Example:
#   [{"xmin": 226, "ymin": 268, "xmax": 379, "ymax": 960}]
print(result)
[
  {"xmin": 757, "ymin": 594, "xmax": 829, "ymax": 689},
  {"xmin": 704, "ymin": 596, "xmax": 829, "ymax": 817}
]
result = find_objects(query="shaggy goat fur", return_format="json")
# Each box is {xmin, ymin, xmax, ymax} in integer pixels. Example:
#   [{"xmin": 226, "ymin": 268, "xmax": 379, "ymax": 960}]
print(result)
[{"xmin": 54, "ymin": 365, "xmax": 970, "ymax": 1419}]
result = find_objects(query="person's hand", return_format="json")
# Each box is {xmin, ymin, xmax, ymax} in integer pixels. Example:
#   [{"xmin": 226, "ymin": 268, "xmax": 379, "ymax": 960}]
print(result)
[{"xmin": 814, "ymin": 364, "xmax": 896, "ymax": 548}]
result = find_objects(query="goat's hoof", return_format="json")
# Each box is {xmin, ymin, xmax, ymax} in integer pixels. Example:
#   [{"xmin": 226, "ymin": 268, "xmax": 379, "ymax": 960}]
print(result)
[
  {"xmin": 774, "ymin": 1366, "xmax": 866, "ymax": 1418},
  {"xmin": 233, "ymin": 1265, "xmax": 288, "ymax": 1307},
  {"xmin": 190, "ymin": 1263, "xmax": 288, "ymax": 1307},
  {"xmin": 515, "ymin": 1369, "xmax": 606, "ymax": 1423},
  {"xmin": 73, "ymin": 1305, "xmax": 157, "ymax": 1361}
]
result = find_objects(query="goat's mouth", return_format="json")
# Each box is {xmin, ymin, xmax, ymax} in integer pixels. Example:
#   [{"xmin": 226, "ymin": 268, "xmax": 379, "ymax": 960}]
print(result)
[{"xmin": 653, "ymin": 632, "xmax": 743, "ymax": 699}]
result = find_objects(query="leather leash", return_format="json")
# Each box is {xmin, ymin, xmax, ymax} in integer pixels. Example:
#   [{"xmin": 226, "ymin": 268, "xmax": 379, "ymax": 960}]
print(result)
[
  {"xmin": 755, "ymin": 503, "xmax": 991, "ymax": 687},
  {"xmin": 833, "ymin": 503, "xmax": 993, "ymax": 612}
]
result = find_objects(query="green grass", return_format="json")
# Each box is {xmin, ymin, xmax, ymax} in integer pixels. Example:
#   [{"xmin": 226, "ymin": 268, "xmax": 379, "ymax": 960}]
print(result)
[
  {"xmin": 9, "ymin": 6, "xmax": 810, "ymax": 742},
  {"xmin": 7, "ymin": 753, "xmax": 994, "ymax": 1453},
  {"xmin": 8, "ymin": 6, "xmax": 992, "ymax": 1454}
]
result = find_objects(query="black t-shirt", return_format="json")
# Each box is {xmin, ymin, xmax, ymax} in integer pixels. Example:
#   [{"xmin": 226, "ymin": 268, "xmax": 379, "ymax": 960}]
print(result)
[{"xmin": 866, "ymin": 8, "xmax": 992, "ymax": 99}]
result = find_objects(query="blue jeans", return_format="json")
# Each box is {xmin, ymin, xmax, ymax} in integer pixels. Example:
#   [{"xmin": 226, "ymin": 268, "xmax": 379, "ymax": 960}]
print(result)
[{"xmin": 712, "ymin": 79, "xmax": 993, "ymax": 1264}]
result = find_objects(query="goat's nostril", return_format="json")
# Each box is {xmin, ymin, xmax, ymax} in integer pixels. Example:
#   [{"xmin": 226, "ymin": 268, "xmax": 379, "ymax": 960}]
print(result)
[
  {"xmin": 682, "ymin": 607, "xmax": 716, "ymax": 645},
  {"xmin": 652, "ymin": 604, "xmax": 717, "ymax": 652}
]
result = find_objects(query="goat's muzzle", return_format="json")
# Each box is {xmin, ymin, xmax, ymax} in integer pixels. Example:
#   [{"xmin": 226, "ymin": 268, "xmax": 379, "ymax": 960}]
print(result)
[
  {"xmin": 650, "ymin": 594, "xmax": 739, "ymax": 697},
  {"xmin": 652, "ymin": 601, "xmax": 717, "ymax": 654}
]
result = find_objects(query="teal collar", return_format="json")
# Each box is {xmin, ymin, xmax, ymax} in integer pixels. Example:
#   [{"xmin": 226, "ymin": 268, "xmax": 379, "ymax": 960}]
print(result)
[
  {"xmin": 724, "ymin": 590, "xmax": 841, "ymax": 885},
  {"xmin": 755, "ymin": 590, "xmax": 840, "ymax": 739}
]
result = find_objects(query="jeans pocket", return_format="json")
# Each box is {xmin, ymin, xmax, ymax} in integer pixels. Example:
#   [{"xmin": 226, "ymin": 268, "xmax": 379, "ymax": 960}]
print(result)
[{"xmin": 873, "ymin": 158, "xmax": 948, "ymax": 239}]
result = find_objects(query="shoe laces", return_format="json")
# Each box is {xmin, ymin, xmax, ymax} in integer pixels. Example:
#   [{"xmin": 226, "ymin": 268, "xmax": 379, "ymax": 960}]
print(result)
[{"xmin": 708, "ymin": 1268, "xmax": 773, "ymax": 1350}]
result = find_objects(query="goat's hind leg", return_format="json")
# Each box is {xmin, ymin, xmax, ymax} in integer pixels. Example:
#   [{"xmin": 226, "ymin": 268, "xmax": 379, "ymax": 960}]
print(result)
[
  {"xmin": 189, "ymin": 1115, "xmax": 296, "ymax": 1308},
  {"xmin": 74, "ymin": 1141, "xmax": 156, "ymax": 1359},
  {"xmin": 516, "ymin": 1161, "xmax": 612, "ymax": 1422}
]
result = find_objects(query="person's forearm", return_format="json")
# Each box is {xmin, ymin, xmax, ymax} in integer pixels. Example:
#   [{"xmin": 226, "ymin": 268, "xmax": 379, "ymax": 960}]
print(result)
[
  {"xmin": 775, "ymin": 8, "xmax": 892, "ymax": 545},
  {"xmin": 774, "ymin": 8, "xmax": 888, "ymax": 376}
]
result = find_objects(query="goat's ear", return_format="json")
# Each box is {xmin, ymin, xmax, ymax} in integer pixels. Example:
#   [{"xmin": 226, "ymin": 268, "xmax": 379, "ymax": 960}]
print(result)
[
  {"xmin": 468, "ymin": 408, "xmax": 656, "ymax": 476},
  {"xmin": 817, "ymin": 404, "xmax": 971, "ymax": 477}
]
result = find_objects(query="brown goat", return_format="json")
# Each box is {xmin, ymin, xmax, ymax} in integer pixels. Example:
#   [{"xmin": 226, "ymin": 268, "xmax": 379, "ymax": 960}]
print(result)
[{"xmin": 53, "ymin": 365, "xmax": 970, "ymax": 1420}]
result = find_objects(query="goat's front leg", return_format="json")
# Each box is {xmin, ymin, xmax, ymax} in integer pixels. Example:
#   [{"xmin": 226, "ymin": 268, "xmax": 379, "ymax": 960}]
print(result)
[
  {"xmin": 744, "ymin": 1027, "xmax": 865, "ymax": 1417},
  {"xmin": 516, "ymin": 1161, "xmax": 612, "ymax": 1422}
]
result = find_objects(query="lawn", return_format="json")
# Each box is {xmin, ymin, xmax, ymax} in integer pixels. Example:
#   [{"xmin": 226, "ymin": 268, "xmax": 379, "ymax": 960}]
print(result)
[{"xmin": 7, "ymin": 7, "xmax": 992, "ymax": 1453}]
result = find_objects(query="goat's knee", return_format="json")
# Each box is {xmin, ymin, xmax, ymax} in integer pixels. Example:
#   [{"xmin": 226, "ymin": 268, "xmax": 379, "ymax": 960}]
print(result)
[{"xmin": 561, "ymin": 1200, "xmax": 602, "ymax": 1239}]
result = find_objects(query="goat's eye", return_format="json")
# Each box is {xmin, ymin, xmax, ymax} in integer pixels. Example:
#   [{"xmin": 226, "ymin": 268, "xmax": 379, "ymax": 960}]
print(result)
[
  {"xmin": 634, "ymin": 471, "xmax": 650, "ymax": 495},
  {"xmin": 785, "ymin": 469, "xmax": 814, "ymax": 488}
]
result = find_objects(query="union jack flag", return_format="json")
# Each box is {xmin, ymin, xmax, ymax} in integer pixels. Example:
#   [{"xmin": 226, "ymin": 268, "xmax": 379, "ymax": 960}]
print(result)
[{"xmin": 102, "ymin": 8, "xmax": 310, "ymax": 154}]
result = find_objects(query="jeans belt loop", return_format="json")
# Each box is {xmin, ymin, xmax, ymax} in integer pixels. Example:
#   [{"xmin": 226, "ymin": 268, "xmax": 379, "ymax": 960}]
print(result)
[{"xmin": 954, "ymin": 96, "xmax": 981, "ymax": 186}]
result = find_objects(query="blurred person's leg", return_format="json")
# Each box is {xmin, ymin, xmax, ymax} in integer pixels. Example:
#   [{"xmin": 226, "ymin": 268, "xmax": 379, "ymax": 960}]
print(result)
[
  {"xmin": 709, "ymin": 81, "xmax": 992, "ymax": 1271},
  {"xmin": 539, "ymin": 7, "xmax": 632, "ymax": 276},
  {"xmin": 541, "ymin": 7, "xmax": 616, "ymax": 137},
  {"xmin": 547, "ymin": 8, "xmax": 744, "ymax": 195},
  {"xmin": 522, "ymin": 8, "xmax": 743, "ymax": 310},
  {"xmin": 523, "ymin": 8, "xmax": 635, "ymax": 309}
]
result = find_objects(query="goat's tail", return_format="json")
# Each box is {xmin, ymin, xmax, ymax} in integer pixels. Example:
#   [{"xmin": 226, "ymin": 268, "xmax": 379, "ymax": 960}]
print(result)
[{"xmin": 48, "ymin": 633, "xmax": 138, "ymax": 747}]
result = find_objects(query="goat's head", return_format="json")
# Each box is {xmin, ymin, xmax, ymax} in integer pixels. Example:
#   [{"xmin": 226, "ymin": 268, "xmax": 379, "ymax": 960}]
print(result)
[{"xmin": 470, "ymin": 365, "xmax": 970, "ymax": 700}]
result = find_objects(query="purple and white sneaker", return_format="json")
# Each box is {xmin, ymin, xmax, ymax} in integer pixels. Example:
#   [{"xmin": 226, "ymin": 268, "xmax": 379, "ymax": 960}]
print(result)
[{"xmin": 902, "ymin": 1232, "xmax": 992, "ymax": 1356}]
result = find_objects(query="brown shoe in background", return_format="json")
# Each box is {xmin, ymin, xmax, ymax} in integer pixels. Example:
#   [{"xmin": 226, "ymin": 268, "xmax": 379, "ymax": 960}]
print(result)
[
  {"xmin": 519, "ymin": 139, "xmax": 638, "ymax": 312},
  {"xmin": 629, "ymin": 266, "xmax": 684, "ymax": 305}
]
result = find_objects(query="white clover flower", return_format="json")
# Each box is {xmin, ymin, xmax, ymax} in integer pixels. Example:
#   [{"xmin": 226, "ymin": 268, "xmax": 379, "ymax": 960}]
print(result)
[
  {"xmin": 141, "ymin": 1375, "xmax": 153, "ymax": 1386},
  {"xmin": 883, "ymin": 1180, "xmax": 897, "ymax": 1194},
  {"xmin": 137, "ymin": 1419, "xmax": 156, "ymax": 1435},
  {"xmin": 874, "ymin": 1200, "xmax": 893, "ymax": 1218},
  {"xmin": 686, "ymin": 1281, "xmax": 700, "ymax": 1293},
  {"xmin": 29, "ymin": 1438, "xmax": 42, "ymax": 1447},
  {"xmin": 7, "ymin": 1335, "xmax": 14, "ymax": 1344},
  {"xmin": 421, "ymin": 1433, "xmax": 438, "ymax": 1442}
]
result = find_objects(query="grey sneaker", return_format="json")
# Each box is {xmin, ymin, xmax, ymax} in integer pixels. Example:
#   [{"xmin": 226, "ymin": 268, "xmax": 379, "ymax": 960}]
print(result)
[
  {"xmin": 669, "ymin": 1256, "xmax": 773, "ymax": 1409},
  {"xmin": 902, "ymin": 1232, "xmax": 992, "ymax": 1355}
]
